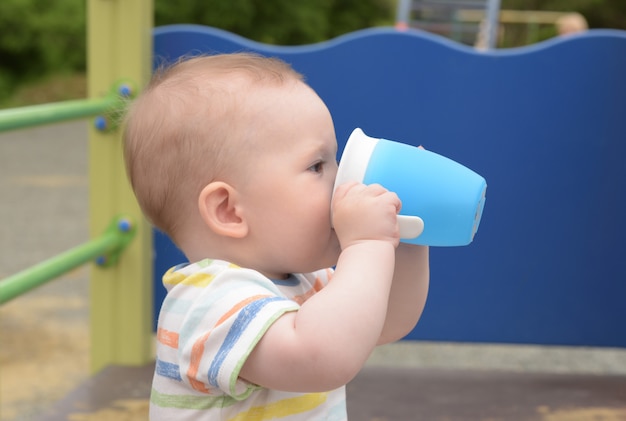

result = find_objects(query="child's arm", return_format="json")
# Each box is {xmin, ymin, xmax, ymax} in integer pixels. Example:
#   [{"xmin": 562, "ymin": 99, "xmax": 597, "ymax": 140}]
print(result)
[
  {"xmin": 239, "ymin": 182, "xmax": 400, "ymax": 393},
  {"xmin": 378, "ymin": 243, "xmax": 430, "ymax": 345}
]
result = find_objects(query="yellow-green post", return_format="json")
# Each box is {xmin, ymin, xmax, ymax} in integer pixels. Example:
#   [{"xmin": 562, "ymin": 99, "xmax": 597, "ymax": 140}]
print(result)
[{"xmin": 88, "ymin": 0, "xmax": 154, "ymax": 373}]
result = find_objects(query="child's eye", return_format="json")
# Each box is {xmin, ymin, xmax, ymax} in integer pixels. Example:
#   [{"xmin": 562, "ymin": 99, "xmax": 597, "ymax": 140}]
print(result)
[{"xmin": 309, "ymin": 161, "xmax": 324, "ymax": 173}]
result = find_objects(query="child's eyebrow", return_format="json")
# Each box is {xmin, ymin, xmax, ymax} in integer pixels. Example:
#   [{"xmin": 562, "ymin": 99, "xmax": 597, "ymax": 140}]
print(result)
[{"xmin": 300, "ymin": 138, "xmax": 334, "ymax": 155}]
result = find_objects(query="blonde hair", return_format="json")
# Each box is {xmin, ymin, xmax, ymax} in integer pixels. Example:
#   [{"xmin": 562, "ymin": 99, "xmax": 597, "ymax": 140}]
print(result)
[{"xmin": 123, "ymin": 53, "xmax": 304, "ymax": 241}]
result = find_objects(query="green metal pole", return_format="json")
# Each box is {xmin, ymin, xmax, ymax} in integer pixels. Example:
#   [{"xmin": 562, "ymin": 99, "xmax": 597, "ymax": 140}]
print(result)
[
  {"xmin": 88, "ymin": 0, "xmax": 153, "ymax": 373},
  {"xmin": 0, "ymin": 216, "xmax": 135, "ymax": 305},
  {"xmin": 0, "ymin": 82, "xmax": 133, "ymax": 133}
]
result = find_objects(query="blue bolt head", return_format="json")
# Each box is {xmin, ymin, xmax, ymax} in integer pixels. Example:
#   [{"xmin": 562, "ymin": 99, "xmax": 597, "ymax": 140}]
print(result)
[
  {"xmin": 118, "ymin": 218, "xmax": 132, "ymax": 232},
  {"xmin": 94, "ymin": 116, "xmax": 108, "ymax": 131},
  {"xmin": 95, "ymin": 255, "xmax": 107, "ymax": 266},
  {"xmin": 119, "ymin": 84, "xmax": 133, "ymax": 98}
]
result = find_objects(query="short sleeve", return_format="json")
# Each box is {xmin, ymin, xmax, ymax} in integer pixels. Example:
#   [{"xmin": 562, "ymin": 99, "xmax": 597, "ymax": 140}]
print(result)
[{"xmin": 174, "ymin": 265, "xmax": 299, "ymax": 399}]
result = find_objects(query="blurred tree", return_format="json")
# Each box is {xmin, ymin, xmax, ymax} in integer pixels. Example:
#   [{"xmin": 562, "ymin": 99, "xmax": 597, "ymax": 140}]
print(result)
[
  {"xmin": 0, "ymin": 0, "xmax": 85, "ymax": 95},
  {"xmin": 0, "ymin": 0, "xmax": 393, "ymax": 102},
  {"xmin": 155, "ymin": 0, "xmax": 394, "ymax": 45}
]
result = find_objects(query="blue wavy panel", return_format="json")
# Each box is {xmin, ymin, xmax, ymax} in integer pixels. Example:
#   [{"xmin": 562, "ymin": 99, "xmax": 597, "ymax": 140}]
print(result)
[{"xmin": 153, "ymin": 25, "xmax": 626, "ymax": 347}]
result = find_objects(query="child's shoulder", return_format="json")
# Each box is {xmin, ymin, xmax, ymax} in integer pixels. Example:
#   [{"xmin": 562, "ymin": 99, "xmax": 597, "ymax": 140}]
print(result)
[{"xmin": 163, "ymin": 259, "xmax": 261, "ymax": 288}]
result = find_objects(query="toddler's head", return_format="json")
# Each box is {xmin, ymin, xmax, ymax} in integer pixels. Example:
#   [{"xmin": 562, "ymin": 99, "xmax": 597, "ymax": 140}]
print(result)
[
  {"xmin": 124, "ymin": 53, "xmax": 341, "ymax": 276},
  {"xmin": 123, "ymin": 53, "xmax": 304, "ymax": 244}
]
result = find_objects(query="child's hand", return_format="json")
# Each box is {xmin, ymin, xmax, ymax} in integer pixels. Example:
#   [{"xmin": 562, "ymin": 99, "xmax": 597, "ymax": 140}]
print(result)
[{"xmin": 332, "ymin": 182, "xmax": 401, "ymax": 249}]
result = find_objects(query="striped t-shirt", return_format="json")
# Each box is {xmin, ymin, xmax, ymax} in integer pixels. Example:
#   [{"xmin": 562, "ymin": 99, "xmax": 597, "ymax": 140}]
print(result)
[{"xmin": 150, "ymin": 259, "xmax": 346, "ymax": 420}]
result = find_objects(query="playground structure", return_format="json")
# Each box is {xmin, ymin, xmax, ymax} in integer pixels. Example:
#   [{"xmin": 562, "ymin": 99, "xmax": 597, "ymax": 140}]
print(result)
[
  {"xmin": 2, "ymin": 0, "xmax": 626, "ymax": 419},
  {"xmin": 1, "ymin": 0, "xmax": 155, "ymax": 374}
]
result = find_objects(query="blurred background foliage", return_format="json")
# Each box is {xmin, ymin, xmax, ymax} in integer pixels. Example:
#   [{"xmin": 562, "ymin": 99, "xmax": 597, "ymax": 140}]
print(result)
[
  {"xmin": 0, "ymin": 0, "xmax": 624, "ymax": 107},
  {"xmin": 154, "ymin": 0, "xmax": 394, "ymax": 45}
]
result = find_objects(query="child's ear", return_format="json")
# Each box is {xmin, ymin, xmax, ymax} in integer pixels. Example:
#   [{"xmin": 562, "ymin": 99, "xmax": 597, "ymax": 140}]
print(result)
[{"xmin": 198, "ymin": 182, "xmax": 248, "ymax": 238}]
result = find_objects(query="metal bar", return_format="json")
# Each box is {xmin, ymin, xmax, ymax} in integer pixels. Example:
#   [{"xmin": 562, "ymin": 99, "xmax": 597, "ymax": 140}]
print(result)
[
  {"xmin": 0, "ymin": 217, "xmax": 135, "ymax": 305},
  {"xmin": 457, "ymin": 9, "xmax": 568, "ymax": 24},
  {"xmin": 396, "ymin": 0, "xmax": 412, "ymax": 28},
  {"xmin": 0, "ymin": 82, "xmax": 132, "ymax": 133},
  {"xmin": 484, "ymin": 0, "xmax": 501, "ymax": 50}
]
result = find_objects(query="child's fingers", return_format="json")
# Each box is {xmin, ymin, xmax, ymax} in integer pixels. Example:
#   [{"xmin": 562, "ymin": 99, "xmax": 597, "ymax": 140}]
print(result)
[
  {"xmin": 332, "ymin": 181, "xmax": 360, "ymax": 201},
  {"xmin": 335, "ymin": 182, "xmax": 401, "ymax": 213}
]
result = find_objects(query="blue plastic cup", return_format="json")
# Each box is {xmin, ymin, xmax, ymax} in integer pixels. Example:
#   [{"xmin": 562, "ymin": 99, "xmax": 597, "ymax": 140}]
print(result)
[{"xmin": 334, "ymin": 128, "xmax": 487, "ymax": 246}]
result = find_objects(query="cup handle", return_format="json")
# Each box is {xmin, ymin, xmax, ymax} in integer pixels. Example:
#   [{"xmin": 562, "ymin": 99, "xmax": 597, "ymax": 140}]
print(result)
[{"xmin": 398, "ymin": 215, "xmax": 424, "ymax": 239}]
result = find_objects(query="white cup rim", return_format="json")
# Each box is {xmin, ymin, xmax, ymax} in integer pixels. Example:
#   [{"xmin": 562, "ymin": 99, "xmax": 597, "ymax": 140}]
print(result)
[{"xmin": 334, "ymin": 128, "xmax": 379, "ymax": 192}]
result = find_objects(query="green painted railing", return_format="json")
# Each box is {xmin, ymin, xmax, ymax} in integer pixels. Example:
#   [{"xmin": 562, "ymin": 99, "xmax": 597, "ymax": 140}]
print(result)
[
  {"xmin": 0, "ymin": 216, "xmax": 136, "ymax": 305},
  {"xmin": 0, "ymin": 81, "xmax": 133, "ymax": 133}
]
